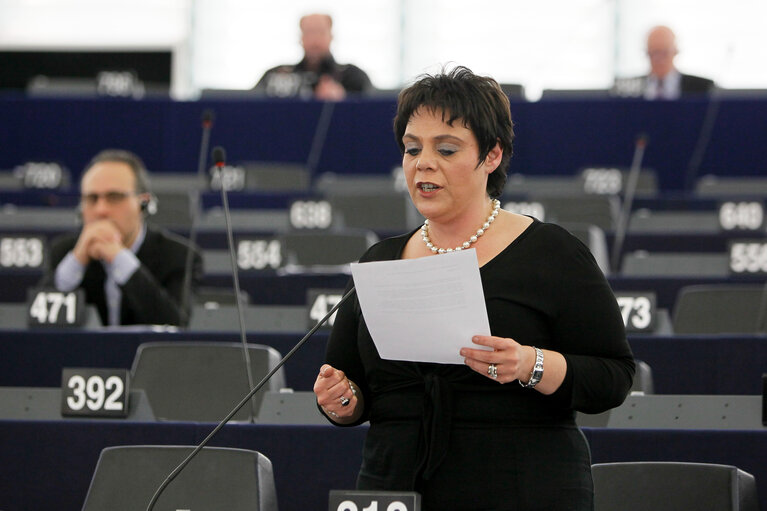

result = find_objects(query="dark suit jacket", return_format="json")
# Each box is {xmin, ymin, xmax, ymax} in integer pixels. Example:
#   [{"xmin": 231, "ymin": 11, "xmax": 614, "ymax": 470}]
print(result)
[
  {"xmin": 253, "ymin": 55, "xmax": 373, "ymax": 97},
  {"xmin": 679, "ymin": 73, "xmax": 715, "ymax": 95},
  {"xmin": 612, "ymin": 72, "xmax": 715, "ymax": 98},
  {"xmin": 42, "ymin": 224, "xmax": 203, "ymax": 327}
]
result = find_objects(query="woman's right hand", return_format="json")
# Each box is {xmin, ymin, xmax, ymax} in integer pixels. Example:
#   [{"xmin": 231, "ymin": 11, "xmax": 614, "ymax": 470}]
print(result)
[{"xmin": 313, "ymin": 364, "xmax": 361, "ymax": 423}]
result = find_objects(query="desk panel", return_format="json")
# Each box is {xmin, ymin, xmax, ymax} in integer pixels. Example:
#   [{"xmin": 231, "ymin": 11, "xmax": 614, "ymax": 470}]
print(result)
[
  {"xmin": 2, "ymin": 97, "xmax": 767, "ymax": 192},
  {"xmin": 0, "ymin": 330, "xmax": 765, "ymax": 396},
  {"xmin": 0, "ymin": 420, "xmax": 765, "ymax": 511}
]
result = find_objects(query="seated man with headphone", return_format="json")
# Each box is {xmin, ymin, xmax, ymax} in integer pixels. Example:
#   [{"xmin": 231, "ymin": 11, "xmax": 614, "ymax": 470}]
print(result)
[{"xmin": 42, "ymin": 149, "xmax": 203, "ymax": 327}]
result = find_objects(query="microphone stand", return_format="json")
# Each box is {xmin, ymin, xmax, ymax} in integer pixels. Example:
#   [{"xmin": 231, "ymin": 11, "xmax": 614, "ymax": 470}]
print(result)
[
  {"xmin": 610, "ymin": 135, "xmax": 648, "ymax": 272},
  {"xmin": 180, "ymin": 110, "xmax": 214, "ymax": 321},
  {"xmin": 211, "ymin": 147, "xmax": 258, "ymax": 422},
  {"xmin": 146, "ymin": 285, "xmax": 356, "ymax": 511}
]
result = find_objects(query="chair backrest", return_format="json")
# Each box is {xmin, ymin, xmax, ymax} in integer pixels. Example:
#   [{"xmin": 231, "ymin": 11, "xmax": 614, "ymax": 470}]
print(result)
[
  {"xmin": 672, "ymin": 284, "xmax": 766, "ymax": 334},
  {"xmin": 242, "ymin": 162, "xmax": 311, "ymax": 192},
  {"xmin": 130, "ymin": 342, "xmax": 285, "ymax": 422},
  {"xmin": 279, "ymin": 229, "xmax": 377, "ymax": 268},
  {"xmin": 560, "ymin": 222, "xmax": 610, "ymax": 275},
  {"xmin": 695, "ymin": 174, "xmax": 767, "ymax": 198},
  {"xmin": 621, "ymin": 251, "xmax": 730, "ymax": 277},
  {"xmin": 631, "ymin": 360, "xmax": 654, "ymax": 394},
  {"xmin": 195, "ymin": 286, "xmax": 250, "ymax": 307},
  {"xmin": 82, "ymin": 445, "xmax": 277, "ymax": 511},
  {"xmin": 329, "ymin": 193, "xmax": 423, "ymax": 232},
  {"xmin": 592, "ymin": 461, "xmax": 759, "ymax": 511},
  {"xmin": 256, "ymin": 390, "xmax": 327, "ymax": 425},
  {"xmin": 628, "ymin": 209, "xmax": 721, "ymax": 234},
  {"xmin": 537, "ymin": 195, "xmax": 619, "ymax": 231},
  {"xmin": 188, "ymin": 304, "xmax": 306, "ymax": 334},
  {"xmin": 149, "ymin": 192, "xmax": 193, "ymax": 230}
]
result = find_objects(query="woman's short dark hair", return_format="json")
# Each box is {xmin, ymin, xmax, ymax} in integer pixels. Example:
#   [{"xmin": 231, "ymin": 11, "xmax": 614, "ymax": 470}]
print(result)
[
  {"xmin": 83, "ymin": 149, "xmax": 151, "ymax": 194},
  {"xmin": 394, "ymin": 66, "xmax": 514, "ymax": 198}
]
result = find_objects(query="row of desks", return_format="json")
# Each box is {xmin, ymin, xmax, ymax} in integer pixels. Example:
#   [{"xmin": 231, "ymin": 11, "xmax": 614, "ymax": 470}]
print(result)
[
  {"xmin": 1, "ymin": 329, "xmax": 765, "ymax": 396},
  {"xmin": 1, "ymin": 419, "xmax": 765, "ymax": 511}
]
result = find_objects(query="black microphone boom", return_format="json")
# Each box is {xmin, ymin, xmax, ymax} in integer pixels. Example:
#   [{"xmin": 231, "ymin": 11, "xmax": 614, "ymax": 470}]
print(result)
[
  {"xmin": 610, "ymin": 134, "xmax": 648, "ymax": 272},
  {"xmin": 210, "ymin": 145, "xmax": 258, "ymax": 422},
  {"xmin": 180, "ymin": 109, "xmax": 215, "ymax": 320},
  {"xmin": 146, "ymin": 285, "xmax": 357, "ymax": 511}
]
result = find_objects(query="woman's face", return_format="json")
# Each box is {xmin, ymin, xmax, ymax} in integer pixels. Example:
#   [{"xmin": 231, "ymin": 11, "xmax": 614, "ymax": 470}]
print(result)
[{"xmin": 402, "ymin": 107, "xmax": 494, "ymax": 225}]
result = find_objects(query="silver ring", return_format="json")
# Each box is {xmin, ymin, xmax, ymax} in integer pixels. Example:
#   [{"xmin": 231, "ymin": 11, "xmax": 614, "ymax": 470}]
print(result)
[
  {"xmin": 487, "ymin": 363, "xmax": 498, "ymax": 379},
  {"xmin": 340, "ymin": 396, "xmax": 350, "ymax": 406}
]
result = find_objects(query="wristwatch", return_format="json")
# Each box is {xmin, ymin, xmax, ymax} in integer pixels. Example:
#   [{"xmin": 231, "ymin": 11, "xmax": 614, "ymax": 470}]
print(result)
[{"xmin": 519, "ymin": 346, "xmax": 544, "ymax": 388}]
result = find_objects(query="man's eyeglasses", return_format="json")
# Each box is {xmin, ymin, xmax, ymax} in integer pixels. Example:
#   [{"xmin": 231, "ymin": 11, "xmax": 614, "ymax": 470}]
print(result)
[{"xmin": 80, "ymin": 191, "xmax": 139, "ymax": 207}]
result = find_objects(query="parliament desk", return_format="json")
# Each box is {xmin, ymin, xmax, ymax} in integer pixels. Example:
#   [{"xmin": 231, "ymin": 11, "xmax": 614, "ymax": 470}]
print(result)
[
  {"xmin": 3, "ymin": 96, "xmax": 767, "ymax": 192},
  {"xmin": 0, "ymin": 329, "xmax": 765, "ymax": 396},
  {"xmin": 0, "ymin": 419, "xmax": 765, "ymax": 511}
]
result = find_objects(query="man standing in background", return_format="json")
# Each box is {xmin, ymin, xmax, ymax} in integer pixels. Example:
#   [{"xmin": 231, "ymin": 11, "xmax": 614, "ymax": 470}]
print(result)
[
  {"xmin": 254, "ymin": 13, "xmax": 373, "ymax": 100},
  {"xmin": 613, "ymin": 25, "xmax": 715, "ymax": 99}
]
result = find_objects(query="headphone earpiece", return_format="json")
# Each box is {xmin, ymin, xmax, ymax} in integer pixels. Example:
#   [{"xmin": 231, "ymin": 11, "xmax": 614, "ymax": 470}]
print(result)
[{"xmin": 141, "ymin": 194, "xmax": 158, "ymax": 216}]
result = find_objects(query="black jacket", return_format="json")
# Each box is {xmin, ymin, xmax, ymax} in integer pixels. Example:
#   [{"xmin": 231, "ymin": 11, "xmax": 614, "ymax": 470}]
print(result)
[{"xmin": 42, "ymin": 224, "xmax": 203, "ymax": 326}]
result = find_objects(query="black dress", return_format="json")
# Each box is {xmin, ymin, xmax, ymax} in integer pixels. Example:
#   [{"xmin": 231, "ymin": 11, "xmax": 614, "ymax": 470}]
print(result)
[{"xmin": 324, "ymin": 219, "xmax": 635, "ymax": 511}]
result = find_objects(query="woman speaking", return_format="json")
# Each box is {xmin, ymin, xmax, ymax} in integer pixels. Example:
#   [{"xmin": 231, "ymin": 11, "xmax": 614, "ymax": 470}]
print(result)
[{"xmin": 314, "ymin": 66, "xmax": 635, "ymax": 510}]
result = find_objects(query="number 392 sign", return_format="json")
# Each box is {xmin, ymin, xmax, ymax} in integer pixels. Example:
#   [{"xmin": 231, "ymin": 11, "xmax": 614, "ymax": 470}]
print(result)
[{"xmin": 61, "ymin": 368, "xmax": 130, "ymax": 418}]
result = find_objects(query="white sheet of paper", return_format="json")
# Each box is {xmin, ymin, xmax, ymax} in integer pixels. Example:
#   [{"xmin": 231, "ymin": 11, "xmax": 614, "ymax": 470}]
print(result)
[{"xmin": 349, "ymin": 248, "xmax": 491, "ymax": 364}]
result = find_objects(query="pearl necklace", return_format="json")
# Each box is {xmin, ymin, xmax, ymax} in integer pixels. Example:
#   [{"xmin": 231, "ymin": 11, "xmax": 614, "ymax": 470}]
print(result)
[{"xmin": 421, "ymin": 199, "xmax": 501, "ymax": 254}]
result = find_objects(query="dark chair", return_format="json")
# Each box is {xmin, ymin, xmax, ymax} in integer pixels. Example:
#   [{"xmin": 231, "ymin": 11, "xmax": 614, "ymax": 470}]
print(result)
[
  {"xmin": 631, "ymin": 360, "xmax": 654, "ymax": 394},
  {"xmin": 242, "ymin": 161, "xmax": 312, "ymax": 192},
  {"xmin": 575, "ymin": 359, "xmax": 653, "ymax": 428},
  {"xmin": 672, "ymin": 284, "xmax": 767, "ymax": 334},
  {"xmin": 536, "ymin": 195, "xmax": 620, "ymax": 231},
  {"xmin": 81, "ymin": 445, "xmax": 277, "ymax": 511},
  {"xmin": 130, "ymin": 341, "xmax": 285, "ymax": 422},
  {"xmin": 328, "ymin": 192, "xmax": 423, "ymax": 232},
  {"xmin": 621, "ymin": 251, "xmax": 730, "ymax": 277},
  {"xmin": 278, "ymin": 229, "xmax": 377, "ymax": 268},
  {"xmin": 560, "ymin": 222, "xmax": 610, "ymax": 275},
  {"xmin": 695, "ymin": 174, "xmax": 767, "ymax": 198},
  {"xmin": 188, "ymin": 304, "xmax": 306, "ymax": 334},
  {"xmin": 592, "ymin": 461, "xmax": 759, "ymax": 511},
  {"xmin": 194, "ymin": 286, "xmax": 250, "ymax": 307}
]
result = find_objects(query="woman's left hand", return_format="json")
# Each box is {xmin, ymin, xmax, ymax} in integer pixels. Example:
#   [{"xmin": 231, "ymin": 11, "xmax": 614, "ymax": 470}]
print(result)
[{"xmin": 460, "ymin": 335, "xmax": 534, "ymax": 384}]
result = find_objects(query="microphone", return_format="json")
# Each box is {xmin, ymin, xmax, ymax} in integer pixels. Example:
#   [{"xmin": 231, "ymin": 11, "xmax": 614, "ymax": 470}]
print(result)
[
  {"xmin": 146, "ymin": 285, "xmax": 357, "ymax": 511},
  {"xmin": 610, "ymin": 134, "xmax": 648, "ymax": 272},
  {"xmin": 180, "ymin": 109, "xmax": 215, "ymax": 322},
  {"xmin": 305, "ymin": 100, "xmax": 336, "ymax": 175},
  {"xmin": 683, "ymin": 92, "xmax": 722, "ymax": 190},
  {"xmin": 211, "ymin": 146, "xmax": 258, "ymax": 421},
  {"xmin": 683, "ymin": 45, "xmax": 732, "ymax": 191}
]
